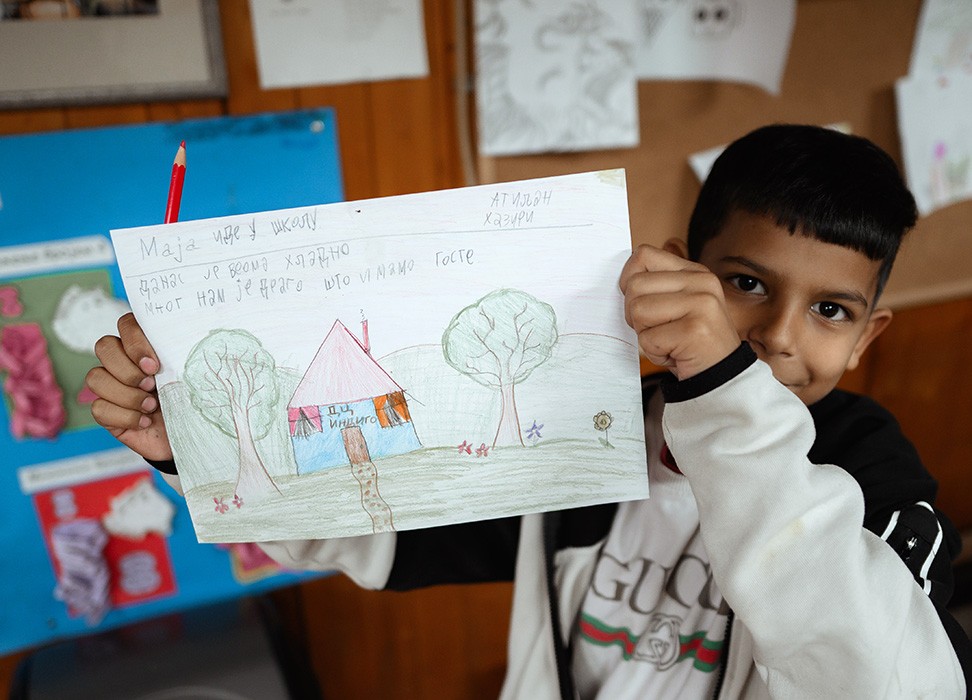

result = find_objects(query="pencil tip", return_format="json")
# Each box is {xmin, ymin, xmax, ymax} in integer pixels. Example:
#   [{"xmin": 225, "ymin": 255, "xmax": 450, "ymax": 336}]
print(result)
[{"xmin": 180, "ymin": 140, "xmax": 186, "ymax": 149}]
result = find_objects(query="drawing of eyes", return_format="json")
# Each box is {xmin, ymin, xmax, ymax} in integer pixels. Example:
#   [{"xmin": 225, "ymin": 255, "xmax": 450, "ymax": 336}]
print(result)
[{"xmin": 690, "ymin": 0, "xmax": 740, "ymax": 37}]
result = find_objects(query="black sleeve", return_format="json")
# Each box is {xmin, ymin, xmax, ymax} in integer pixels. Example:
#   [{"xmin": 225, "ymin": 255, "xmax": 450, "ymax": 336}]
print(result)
[
  {"xmin": 384, "ymin": 516, "xmax": 521, "ymax": 590},
  {"xmin": 872, "ymin": 502, "xmax": 972, "ymax": 692},
  {"xmin": 146, "ymin": 458, "xmax": 178, "ymax": 475},
  {"xmin": 809, "ymin": 391, "xmax": 971, "ymax": 692}
]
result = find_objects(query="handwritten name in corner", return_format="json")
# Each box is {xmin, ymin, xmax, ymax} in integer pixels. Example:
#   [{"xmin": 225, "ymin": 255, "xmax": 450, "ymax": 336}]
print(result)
[{"xmin": 483, "ymin": 188, "xmax": 553, "ymax": 229}]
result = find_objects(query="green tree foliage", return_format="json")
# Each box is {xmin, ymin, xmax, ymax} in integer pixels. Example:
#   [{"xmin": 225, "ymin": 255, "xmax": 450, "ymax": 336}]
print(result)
[
  {"xmin": 183, "ymin": 329, "xmax": 281, "ymax": 499},
  {"xmin": 442, "ymin": 289, "xmax": 558, "ymax": 446}
]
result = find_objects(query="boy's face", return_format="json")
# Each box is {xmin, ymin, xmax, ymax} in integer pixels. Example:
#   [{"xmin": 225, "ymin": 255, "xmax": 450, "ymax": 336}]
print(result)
[{"xmin": 690, "ymin": 210, "xmax": 892, "ymax": 406}]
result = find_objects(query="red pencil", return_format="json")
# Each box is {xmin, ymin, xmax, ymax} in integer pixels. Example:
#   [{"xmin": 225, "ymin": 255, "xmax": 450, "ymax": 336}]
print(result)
[{"xmin": 164, "ymin": 140, "xmax": 186, "ymax": 224}]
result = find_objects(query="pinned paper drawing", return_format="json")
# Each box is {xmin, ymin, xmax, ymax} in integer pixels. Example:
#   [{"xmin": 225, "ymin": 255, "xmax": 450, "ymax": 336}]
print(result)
[
  {"xmin": 896, "ymin": 70, "xmax": 972, "ymax": 215},
  {"xmin": 634, "ymin": 0, "xmax": 796, "ymax": 95},
  {"xmin": 110, "ymin": 170, "xmax": 648, "ymax": 542},
  {"xmin": 908, "ymin": 0, "xmax": 972, "ymax": 77},
  {"xmin": 474, "ymin": 0, "xmax": 639, "ymax": 155}
]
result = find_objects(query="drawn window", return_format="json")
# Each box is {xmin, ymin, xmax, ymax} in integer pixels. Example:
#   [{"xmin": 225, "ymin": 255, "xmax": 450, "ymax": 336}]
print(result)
[
  {"xmin": 374, "ymin": 392, "xmax": 410, "ymax": 429},
  {"xmin": 289, "ymin": 405, "xmax": 322, "ymax": 438}
]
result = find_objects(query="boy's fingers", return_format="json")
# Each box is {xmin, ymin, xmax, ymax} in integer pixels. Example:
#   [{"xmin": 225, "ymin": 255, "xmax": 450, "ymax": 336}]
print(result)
[
  {"xmin": 90, "ymin": 398, "xmax": 152, "ymax": 433},
  {"xmin": 85, "ymin": 365, "xmax": 156, "ymax": 413},
  {"xmin": 117, "ymin": 312, "xmax": 159, "ymax": 376},
  {"xmin": 619, "ymin": 244, "xmax": 705, "ymax": 293},
  {"xmin": 622, "ymin": 273, "xmax": 726, "ymax": 330},
  {"xmin": 625, "ymin": 291, "xmax": 698, "ymax": 333},
  {"xmin": 92, "ymin": 334, "xmax": 146, "ymax": 389}
]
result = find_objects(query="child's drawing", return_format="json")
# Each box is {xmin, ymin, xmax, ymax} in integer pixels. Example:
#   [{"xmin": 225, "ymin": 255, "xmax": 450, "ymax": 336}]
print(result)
[
  {"xmin": 929, "ymin": 141, "xmax": 971, "ymax": 209},
  {"xmin": 474, "ymin": 0, "xmax": 639, "ymax": 155},
  {"xmin": 689, "ymin": 0, "xmax": 741, "ymax": 38},
  {"xmin": 909, "ymin": 0, "xmax": 972, "ymax": 77},
  {"xmin": 248, "ymin": 0, "xmax": 428, "ymax": 89},
  {"xmin": 633, "ymin": 0, "xmax": 795, "ymax": 95},
  {"xmin": 110, "ymin": 170, "xmax": 648, "ymax": 543},
  {"xmin": 895, "ymin": 70, "xmax": 972, "ymax": 215}
]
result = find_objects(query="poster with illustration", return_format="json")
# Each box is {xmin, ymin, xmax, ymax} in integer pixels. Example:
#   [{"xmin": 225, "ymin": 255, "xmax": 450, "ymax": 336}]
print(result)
[
  {"xmin": 634, "ymin": 0, "xmax": 796, "ymax": 94},
  {"xmin": 474, "ymin": 0, "xmax": 639, "ymax": 155},
  {"xmin": 0, "ymin": 111, "xmax": 341, "ymax": 655},
  {"xmin": 110, "ymin": 170, "xmax": 649, "ymax": 543}
]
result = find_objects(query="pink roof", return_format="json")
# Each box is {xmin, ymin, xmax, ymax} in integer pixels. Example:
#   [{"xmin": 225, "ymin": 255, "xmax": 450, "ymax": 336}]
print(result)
[{"xmin": 290, "ymin": 320, "xmax": 403, "ymax": 407}]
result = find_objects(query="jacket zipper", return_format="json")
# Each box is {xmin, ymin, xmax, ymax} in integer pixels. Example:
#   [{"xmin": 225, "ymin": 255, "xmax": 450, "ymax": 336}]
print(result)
[{"xmin": 712, "ymin": 611, "xmax": 735, "ymax": 699}]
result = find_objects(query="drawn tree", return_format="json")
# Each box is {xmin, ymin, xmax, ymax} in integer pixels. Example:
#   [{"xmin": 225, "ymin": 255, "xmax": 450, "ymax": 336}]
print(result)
[
  {"xmin": 442, "ymin": 289, "xmax": 558, "ymax": 447},
  {"xmin": 183, "ymin": 329, "xmax": 281, "ymax": 501}
]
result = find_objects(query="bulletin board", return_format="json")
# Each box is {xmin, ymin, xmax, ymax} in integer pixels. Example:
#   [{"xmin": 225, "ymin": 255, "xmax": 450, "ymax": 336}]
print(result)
[
  {"xmin": 0, "ymin": 109, "xmax": 343, "ymax": 654},
  {"xmin": 476, "ymin": 1, "xmax": 972, "ymax": 311}
]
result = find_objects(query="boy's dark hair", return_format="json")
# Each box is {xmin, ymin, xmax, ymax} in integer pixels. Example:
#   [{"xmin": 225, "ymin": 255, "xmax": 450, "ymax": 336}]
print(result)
[{"xmin": 687, "ymin": 124, "xmax": 918, "ymax": 300}]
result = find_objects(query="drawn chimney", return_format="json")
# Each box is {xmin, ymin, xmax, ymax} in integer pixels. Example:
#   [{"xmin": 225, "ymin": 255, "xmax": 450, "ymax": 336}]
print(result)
[{"xmin": 361, "ymin": 318, "xmax": 370, "ymax": 356}]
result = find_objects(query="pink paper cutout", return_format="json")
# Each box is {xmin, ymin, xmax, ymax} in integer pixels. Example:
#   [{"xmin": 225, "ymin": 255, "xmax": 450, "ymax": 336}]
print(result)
[
  {"xmin": 0, "ymin": 323, "xmax": 67, "ymax": 439},
  {"xmin": 0, "ymin": 286, "xmax": 23, "ymax": 317}
]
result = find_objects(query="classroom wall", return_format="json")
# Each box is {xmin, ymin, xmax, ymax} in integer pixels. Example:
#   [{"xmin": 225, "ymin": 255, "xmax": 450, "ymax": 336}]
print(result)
[{"xmin": 1, "ymin": 1, "xmax": 970, "ymax": 697}]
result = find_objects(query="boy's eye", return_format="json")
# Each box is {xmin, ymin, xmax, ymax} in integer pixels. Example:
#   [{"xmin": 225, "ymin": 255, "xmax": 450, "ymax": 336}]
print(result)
[
  {"xmin": 813, "ymin": 301, "xmax": 849, "ymax": 321},
  {"xmin": 729, "ymin": 275, "xmax": 764, "ymax": 294}
]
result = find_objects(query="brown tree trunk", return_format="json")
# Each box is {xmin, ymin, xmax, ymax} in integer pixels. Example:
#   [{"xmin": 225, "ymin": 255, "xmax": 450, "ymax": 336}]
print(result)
[
  {"xmin": 492, "ymin": 382, "xmax": 523, "ymax": 447},
  {"xmin": 233, "ymin": 406, "xmax": 280, "ymax": 502}
]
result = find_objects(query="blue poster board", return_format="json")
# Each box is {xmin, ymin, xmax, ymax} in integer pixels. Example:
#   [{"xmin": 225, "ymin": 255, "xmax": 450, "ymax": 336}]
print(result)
[{"xmin": 0, "ymin": 109, "xmax": 343, "ymax": 654}]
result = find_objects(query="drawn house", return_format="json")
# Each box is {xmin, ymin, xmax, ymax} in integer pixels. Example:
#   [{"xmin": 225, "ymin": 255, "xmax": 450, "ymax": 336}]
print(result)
[{"xmin": 288, "ymin": 319, "xmax": 421, "ymax": 474}]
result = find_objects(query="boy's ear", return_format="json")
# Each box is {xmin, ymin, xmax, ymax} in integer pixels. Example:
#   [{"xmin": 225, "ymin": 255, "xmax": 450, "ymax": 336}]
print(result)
[
  {"xmin": 662, "ymin": 237, "xmax": 689, "ymax": 259},
  {"xmin": 846, "ymin": 307, "xmax": 893, "ymax": 371}
]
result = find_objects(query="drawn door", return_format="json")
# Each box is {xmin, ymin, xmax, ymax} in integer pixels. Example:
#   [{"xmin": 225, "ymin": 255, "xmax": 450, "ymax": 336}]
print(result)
[{"xmin": 342, "ymin": 426, "xmax": 371, "ymax": 465}]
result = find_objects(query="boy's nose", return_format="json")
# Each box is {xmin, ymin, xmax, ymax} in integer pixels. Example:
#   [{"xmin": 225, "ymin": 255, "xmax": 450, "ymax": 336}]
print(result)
[{"xmin": 746, "ymin": 307, "xmax": 800, "ymax": 357}]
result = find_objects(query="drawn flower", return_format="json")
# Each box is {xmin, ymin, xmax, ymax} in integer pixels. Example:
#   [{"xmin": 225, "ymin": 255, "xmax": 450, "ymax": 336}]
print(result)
[
  {"xmin": 457, "ymin": 440, "xmax": 472, "ymax": 455},
  {"xmin": 232, "ymin": 494, "xmax": 244, "ymax": 509},
  {"xmin": 476, "ymin": 443, "xmax": 490, "ymax": 457},
  {"xmin": 593, "ymin": 410, "xmax": 614, "ymax": 448},
  {"xmin": 593, "ymin": 411, "xmax": 613, "ymax": 431},
  {"xmin": 526, "ymin": 420, "xmax": 543, "ymax": 444},
  {"xmin": 214, "ymin": 497, "xmax": 229, "ymax": 514}
]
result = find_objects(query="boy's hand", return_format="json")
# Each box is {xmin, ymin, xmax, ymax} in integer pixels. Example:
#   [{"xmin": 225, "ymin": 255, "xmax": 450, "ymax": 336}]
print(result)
[
  {"xmin": 86, "ymin": 312, "xmax": 173, "ymax": 461},
  {"xmin": 619, "ymin": 244, "xmax": 741, "ymax": 381}
]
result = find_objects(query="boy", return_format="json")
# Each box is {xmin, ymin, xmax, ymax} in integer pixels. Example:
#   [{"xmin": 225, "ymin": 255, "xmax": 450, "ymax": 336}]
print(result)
[{"xmin": 88, "ymin": 125, "xmax": 970, "ymax": 697}]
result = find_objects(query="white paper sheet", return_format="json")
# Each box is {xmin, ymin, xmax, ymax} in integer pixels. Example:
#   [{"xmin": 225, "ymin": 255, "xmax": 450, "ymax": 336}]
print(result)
[
  {"xmin": 896, "ymin": 71, "xmax": 972, "ymax": 216},
  {"xmin": 474, "ymin": 0, "xmax": 639, "ymax": 156},
  {"xmin": 909, "ymin": 0, "xmax": 972, "ymax": 76},
  {"xmin": 634, "ymin": 0, "xmax": 796, "ymax": 95},
  {"xmin": 110, "ymin": 171, "xmax": 648, "ymax": 543},
  {"xmin": 248, "ymin": 0, "xmax": 428, "ymax": 89}
]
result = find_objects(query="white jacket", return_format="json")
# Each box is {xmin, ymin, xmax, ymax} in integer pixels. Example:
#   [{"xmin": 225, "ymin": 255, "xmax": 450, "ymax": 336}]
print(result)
[{"xmin": 164, "ymin": 353, "xmax": 969, "ymax": 698}]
